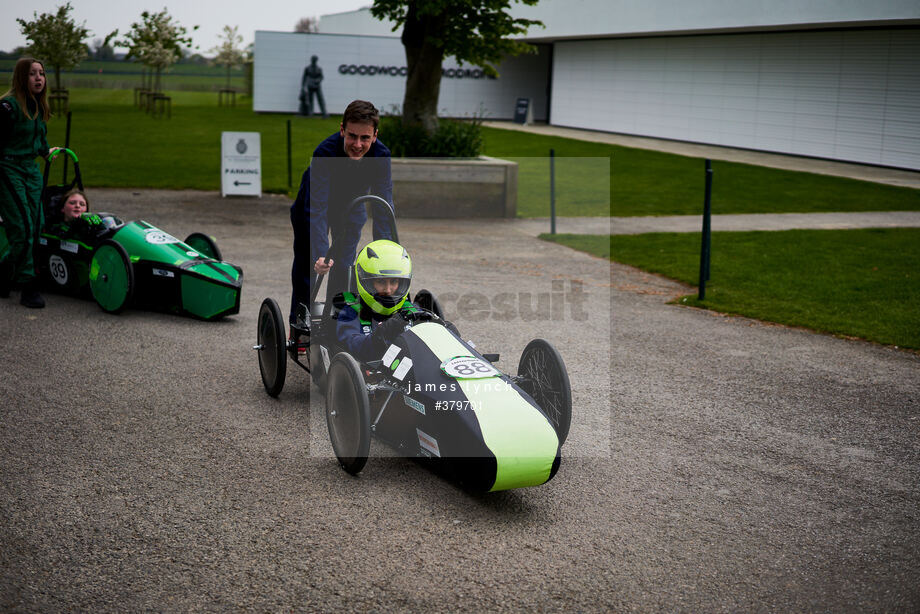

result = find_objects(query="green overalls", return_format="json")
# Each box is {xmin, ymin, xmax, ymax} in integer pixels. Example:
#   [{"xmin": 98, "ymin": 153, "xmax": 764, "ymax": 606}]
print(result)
[{"xmin": 0, "ymin": 96, "xmax": 49, "ymax": 284}]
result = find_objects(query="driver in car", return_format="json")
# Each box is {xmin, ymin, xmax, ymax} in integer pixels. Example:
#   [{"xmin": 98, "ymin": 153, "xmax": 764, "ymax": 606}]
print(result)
[
  {"xmin": 45, "ymin": 189, "xmax": 110, "ymax": 239},
  {"xmin": 336, "ymin": 239, "xmax": 423, "ymax": 362}
]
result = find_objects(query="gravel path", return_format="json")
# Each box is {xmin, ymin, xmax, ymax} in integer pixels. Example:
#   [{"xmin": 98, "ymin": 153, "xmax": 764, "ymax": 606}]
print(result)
[{"xmin": 2, "ymin": 189, "xmax": 918, "ymax": 612}]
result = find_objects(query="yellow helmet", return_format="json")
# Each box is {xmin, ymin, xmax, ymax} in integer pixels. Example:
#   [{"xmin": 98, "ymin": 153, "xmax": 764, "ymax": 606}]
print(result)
[{"xmin": 354, "ymin": 240, "xmax": 412, "ymax": 315}]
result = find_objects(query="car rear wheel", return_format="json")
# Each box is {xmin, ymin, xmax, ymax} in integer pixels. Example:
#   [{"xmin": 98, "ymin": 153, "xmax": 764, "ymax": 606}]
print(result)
[
  {"xmin": 325, "ymin": 352, "xmax": 371, "ymax": 475},
  {"xmin": 518, "ymin": 339, "xmax": 572, "ymax": 447},
  {"xmin": 184, "ymin": 232, "xmax": 222, "ymax": 261},
  {"xmin": 89, "ymin": 239, "xmax": 134, "ymax": 314},
  {"xmin": 257, "ymin": 297, "xmax": 287, "ymax": 398}
]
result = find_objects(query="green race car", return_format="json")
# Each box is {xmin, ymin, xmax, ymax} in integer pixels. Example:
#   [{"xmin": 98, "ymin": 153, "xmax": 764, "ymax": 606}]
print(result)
[
  {"xmin": 35, "ymin": 216, "xmax": 243, "ymax": 319},
  {"xmin": 0, "ymin": 149, "xmax": 242, "ymax": 319}
]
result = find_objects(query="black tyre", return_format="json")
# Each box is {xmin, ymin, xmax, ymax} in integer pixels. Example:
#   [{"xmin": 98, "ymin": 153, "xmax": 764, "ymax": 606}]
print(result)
[
  {"xmin": 325, "ymin": 353, "xmax": 371, "ymax": 475},
  {"xmin": 258, "ymin": 297, "xmax": 287, "ymax": 397},
  {"xmin": 518, "ymin": 339, "xmax": 572, "ymax": 447},
  {"xmin": 184, "ymin": 232, "xmax": 222, "ymax": 261},
  {"xmin": 413, "ymin": 288, "xmax": 444, "ymax": 319},
  {"xmin": 89, "ymin": 239, "xmax": 134, "ymax": 313}
]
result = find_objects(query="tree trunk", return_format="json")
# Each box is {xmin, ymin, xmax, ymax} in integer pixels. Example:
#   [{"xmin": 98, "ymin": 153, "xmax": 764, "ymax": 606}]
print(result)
[
  {"xmin": 54, "ymin": 66, "xmax": 62, "ymax": 92},
  {"xmin": 226, "ymin": 65, "xmax": 231, "ymax": 90},
  {"xmin": 401, "ymin": 2, "xmax": 447, "ymax": 135}
]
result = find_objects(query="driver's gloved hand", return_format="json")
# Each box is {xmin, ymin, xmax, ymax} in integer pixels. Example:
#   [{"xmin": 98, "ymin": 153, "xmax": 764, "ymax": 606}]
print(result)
[
  {"xmin": 71, "ymin": 213, "xmax": 100, "ymax": 231},
  {"xmin": 371, "ymin": 315, "xmax": 407, "ymax": 350},
  {"xmin": 398, "ymin": 305, "xmax": 434, "ymax": 322},
  {"xmin": 75, "ymin": 213, "xmax": 106, "ymax": 236}
]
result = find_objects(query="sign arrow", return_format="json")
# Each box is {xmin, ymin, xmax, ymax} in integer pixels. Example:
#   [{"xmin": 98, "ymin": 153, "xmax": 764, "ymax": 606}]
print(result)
[{"xmin": 234, "ymin": 181, "xmax": 252, "ymax": 186}]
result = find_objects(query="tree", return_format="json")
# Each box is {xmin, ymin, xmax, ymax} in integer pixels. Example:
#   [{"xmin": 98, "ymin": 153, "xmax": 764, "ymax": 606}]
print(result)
[
  {"xmin": 121, "ymin": 9, "xmax": 197, "ymax": 94},
  {"xmin": 371, "ymin": 0, "xmax": 542, "ymax": 134},
  {"xmin": 295, "ymin": 17, "xmax": 319, "ymax": 33},
  {"xmin": 209, "ymin": 25, "xmax": 245, "ymax": 90},
  {"xmin": 92, "ymin": 37, "xmax": 116, "ymax": 60},
  {"xmin": 16, "ymin": 2, "xmax": 91, "ymax": 92},
  {"xmin": 243, "ymin": 43, "xmax": 255, "ymax": 97}
]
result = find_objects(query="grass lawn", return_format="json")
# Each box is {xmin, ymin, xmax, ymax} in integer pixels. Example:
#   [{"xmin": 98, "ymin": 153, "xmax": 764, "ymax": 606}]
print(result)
[
  {"xmin": 44, "ymin": 89, "xmax": 339, "ymax": 194},
  {"xmin": 32, "ymin": 88, "xmax": 920, "ymax": 214},
  {"xmin": 543, "ymin": 229, "xmax": 920, "ymax": 349},
  {"xmin": 483, "ymin": 129, "xmax": 920, "ymax": 217}
]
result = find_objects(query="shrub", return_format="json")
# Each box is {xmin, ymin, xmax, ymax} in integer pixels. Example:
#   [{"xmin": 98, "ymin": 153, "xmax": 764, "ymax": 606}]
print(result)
[{"xmin": 379, "ymin": 113, "xmax": 483, "ymax": 157}]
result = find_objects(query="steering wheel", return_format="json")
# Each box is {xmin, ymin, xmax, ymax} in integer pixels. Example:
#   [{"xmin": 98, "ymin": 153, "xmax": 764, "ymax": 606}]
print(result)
[{"xmin": 398, "ymin": 306, "xmax": 437, "ymax": 323}]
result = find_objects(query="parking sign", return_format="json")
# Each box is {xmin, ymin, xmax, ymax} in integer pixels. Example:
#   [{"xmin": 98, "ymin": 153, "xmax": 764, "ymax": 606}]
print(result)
[{"xmin": 221, "ymin": 132, "xmax": 262, "ymax": 197}]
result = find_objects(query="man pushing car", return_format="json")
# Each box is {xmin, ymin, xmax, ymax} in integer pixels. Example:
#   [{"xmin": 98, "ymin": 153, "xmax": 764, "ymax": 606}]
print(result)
[{"xmin": 289, "ymin": 100, "xmax": 395, "ymax": 324}]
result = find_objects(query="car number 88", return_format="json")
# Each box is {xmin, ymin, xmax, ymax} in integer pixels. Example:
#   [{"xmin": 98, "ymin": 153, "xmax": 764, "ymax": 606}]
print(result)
[{"xmin": 440, "ymin": 356, "xmax": 499, "ymax": 379}]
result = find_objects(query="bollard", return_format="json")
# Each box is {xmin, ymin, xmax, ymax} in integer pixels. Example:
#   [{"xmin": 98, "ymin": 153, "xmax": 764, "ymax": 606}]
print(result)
[
  {"xmin": 550, "ymin": 148, "xmax": 556, "ymax": 235},
  {"xmin": 698, "ymin": 159, "xmax": 713, "ymax": 300},
  {"xmin": 287, "ymin": 119, "xmax": 293, "ymax": 188}
]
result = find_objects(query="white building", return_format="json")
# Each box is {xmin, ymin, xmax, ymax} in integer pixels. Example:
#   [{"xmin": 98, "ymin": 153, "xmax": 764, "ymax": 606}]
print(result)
[
  {"xmin": 315, "ymin": 1, "xmax": 920, "ymax": 170},
  {"xmin": 253, "ymin": 30, "xmax": 551, "ymax": 122}
]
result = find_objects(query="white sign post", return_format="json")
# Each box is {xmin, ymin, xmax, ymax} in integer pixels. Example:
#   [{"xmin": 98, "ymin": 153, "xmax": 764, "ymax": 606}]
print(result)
[{"xmin": 221, "ymin": 132, "xmax": 262, "ymax": 197}]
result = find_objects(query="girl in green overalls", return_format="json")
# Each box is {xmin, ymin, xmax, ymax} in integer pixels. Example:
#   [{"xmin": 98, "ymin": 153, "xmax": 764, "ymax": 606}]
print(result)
[{"xmin": 0, "ymin": 57, "xmax": 58, "ymax": 308}]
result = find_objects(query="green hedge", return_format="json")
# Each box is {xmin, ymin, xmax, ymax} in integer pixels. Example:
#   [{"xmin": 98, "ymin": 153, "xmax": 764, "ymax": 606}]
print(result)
[{"xmin": 379, "ymin": 115, "xmax": 483, "ymax": 157}]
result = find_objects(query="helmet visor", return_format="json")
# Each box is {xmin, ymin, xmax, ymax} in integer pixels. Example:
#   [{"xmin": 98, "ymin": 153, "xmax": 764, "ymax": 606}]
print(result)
[{"xmin": 357, "ymin": 270, "xmax": 411, "ymax": 307}]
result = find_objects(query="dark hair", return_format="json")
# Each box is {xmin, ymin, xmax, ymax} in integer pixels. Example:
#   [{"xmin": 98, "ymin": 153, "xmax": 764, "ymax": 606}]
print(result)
[
  {"xmin": 1, "ymin": 57, "xmax": 50, "ymax": 121},
  {"xmin": 342, "ymin": 100, "xmax": 379, "ymax": 131}
]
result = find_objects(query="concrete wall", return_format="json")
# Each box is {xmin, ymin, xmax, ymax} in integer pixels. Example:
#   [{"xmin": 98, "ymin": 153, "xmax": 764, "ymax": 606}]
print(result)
[
  {"xmin": 550, "ymin": 28, "xmax": 920, "ymax": 169},
  {"xmin": 253, "ymin": 31, "xmax": 551, "ymax": 121},
  {"xmin": 391, "ymin": 157, "xmax": 518, "ymax": 218}
]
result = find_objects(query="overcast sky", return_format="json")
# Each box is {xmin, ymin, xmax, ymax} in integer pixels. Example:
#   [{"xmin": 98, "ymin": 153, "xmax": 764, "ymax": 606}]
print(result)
[{"xmin": 2, "ymin": 1, "xmax": 374, "ymax": 56}]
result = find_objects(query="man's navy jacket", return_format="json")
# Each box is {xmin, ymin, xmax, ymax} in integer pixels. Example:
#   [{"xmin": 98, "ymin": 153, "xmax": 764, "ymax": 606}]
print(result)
[{"xmin": 291, "ymin": 131, "xmax": 394, "ymax": 265}]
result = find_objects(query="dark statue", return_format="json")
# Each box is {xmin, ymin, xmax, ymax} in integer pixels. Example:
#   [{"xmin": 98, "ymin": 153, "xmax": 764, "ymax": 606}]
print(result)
[{"xmin": 300, "ymin": 55, "xmax": 327, "ymax": 118}]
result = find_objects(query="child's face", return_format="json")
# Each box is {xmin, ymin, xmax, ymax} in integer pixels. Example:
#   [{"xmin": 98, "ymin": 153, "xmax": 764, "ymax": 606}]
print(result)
[
  {"xmin": 28, "ymin": 62, "xmax": 45, "ymax": 96},
  {"xmin": 61, "ymin": 194, "xmax": 87, "ymax": 222},
  {"xmin": 372, "ymin": 278, "xmax": 400, "ymax": 296}
]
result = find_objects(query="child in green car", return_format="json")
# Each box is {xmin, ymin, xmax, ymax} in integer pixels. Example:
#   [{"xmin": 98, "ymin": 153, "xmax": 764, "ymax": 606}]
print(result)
[
  {"xmin": 45, "ymin": 189, "xmax": 113, "ymax": 240},
  {"xmin": 59, "ymin": 189, "xmax": 88, "ymax": 222}
]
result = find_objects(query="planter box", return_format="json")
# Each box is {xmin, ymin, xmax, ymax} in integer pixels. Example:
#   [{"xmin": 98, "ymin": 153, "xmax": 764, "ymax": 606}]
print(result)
[{"xmin": 391, "ymin": 156, "xmax": 518, "ymax": 218}]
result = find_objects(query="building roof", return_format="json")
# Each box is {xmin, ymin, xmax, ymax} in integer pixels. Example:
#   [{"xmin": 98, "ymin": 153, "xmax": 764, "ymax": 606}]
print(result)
[{"xmin": 319, "ymin": 0, "xmax": 920, "ymax": 42}]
